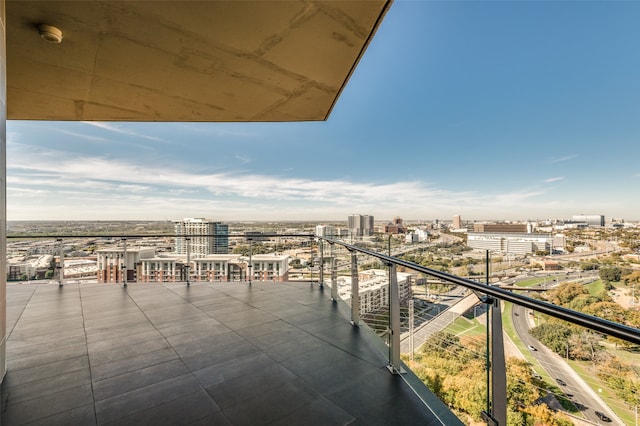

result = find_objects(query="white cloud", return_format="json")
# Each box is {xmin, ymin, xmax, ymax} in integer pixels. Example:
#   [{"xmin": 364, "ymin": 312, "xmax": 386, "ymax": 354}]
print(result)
[
  {"xmin": 81, "ymin": 122, "xmax": 166, "ymax": 142},
  {"xmin": 234, "ymin": 154, "xmax": 251, "ymax": 164},
  {"xmin": 7, "ymin": 145, "xmax": 627, "ymax": 221},
  {"xmin": 544, "ymin": 176, "xmax": 564, "ymax": 183},
  {"xmin": 548, "ymin": 154, "xmax": 578, "ymax": 164}
]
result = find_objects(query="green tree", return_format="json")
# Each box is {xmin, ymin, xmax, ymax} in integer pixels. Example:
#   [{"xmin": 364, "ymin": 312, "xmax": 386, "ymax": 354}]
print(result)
[
  {"xmin": 547, "ymin": 282, "xmax": 589, "ymax": 306},
  {"xmin": 599, "ymin": 266, "xmax": 622, "ymax": 284},
  {"xmin": 531, "ymin": 322, "xmax": 573, "ymax": 355},
  {"xmin": 506, "ymin": 358, "xmax": 540, "ymax": 409}
]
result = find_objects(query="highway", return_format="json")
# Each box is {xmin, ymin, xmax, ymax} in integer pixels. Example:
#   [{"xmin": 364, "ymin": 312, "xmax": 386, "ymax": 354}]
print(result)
[{"xmin": 512, "ymin": 304, "xmax": 620, "ymax": 425}]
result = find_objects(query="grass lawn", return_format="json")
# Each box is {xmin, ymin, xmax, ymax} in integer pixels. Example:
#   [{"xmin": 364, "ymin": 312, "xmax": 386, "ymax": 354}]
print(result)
[
  {"xmin": 513, "ymin": 277, "xmax": 547, "ymax": 287},
  {"xmin": 585, "ymin": 279, "xmax": 605, "ymax": 296},
  {"xmin": 444, "ymin": 316, "xmax": 486, "ymax": 338},
  {"xmin": 569, "ymin": 360, "xmax": 636, "ymax": 425}
]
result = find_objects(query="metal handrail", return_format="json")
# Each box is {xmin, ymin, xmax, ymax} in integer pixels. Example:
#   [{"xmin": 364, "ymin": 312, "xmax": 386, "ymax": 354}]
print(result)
[
  {"xmin": 320, "ymin": 237, "xmax": 640, "ymax": 346},
  {"xmin": 7, "ymin": 233, "xmax": 315, "ymax": 239},
  {"xmin": 9, "ymin": 231, "xmax": 639, "ymax": 344}
]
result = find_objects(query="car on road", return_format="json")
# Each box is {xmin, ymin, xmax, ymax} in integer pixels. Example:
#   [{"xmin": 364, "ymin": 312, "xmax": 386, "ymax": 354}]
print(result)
[
  {"xmin": 556, "ymin": 378, "xmax": 567, "ymax": 386},
  {"xmin": 527, "ymin": 345, "xmax": 537, "ymax": 351},
  {"xmin": 595, "ymin": 411, "xmax": 612, "ymax": 422}
]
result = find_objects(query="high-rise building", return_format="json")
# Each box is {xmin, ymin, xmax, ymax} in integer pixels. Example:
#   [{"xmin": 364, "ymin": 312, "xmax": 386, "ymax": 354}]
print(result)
[
  {"xmin": 452, "ymin": 214, "xmax": 462, "ymax": 229},
  {"xmin": 174, "ymin": 218, "xmax": 229, "ymax": 256},
  {"xmin": 348, "ymin": 214, "xmax": 374, "ymax": 237}
]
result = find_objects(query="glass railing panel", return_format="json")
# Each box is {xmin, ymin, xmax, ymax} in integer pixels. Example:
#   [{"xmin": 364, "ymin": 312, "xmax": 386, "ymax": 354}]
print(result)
[
  {"xmin": 318, "ymin": 237, "xmax": 639, "ymax": 426},
  {"xmin": 501, "ymin": 282, "xmax": 639, "ymax": 426}
]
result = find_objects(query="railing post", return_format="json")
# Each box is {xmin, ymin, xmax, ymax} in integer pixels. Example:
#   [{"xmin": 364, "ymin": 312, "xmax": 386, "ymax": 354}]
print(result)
[
  {"xmin": 318, "ymin": 238, "xmax": 324, "ymax": 288},
  {"xmin": 387, "ymin": 263, "xmax": 404, "ymax": 374},
  {"xmin": 491, "ymin": 297, "xmax": 507, "ymax": 426},
  {"xmin": 248, "ymin": 238, "xmax": 252, "ymax": 285},
  {"xmin": 121, "ymin": 237, "xmax": 127, "ymax": 287},
  {"xmin": 186, "ymin": 236, "xmax": 191, "ymax": 287},
  {"xmin": 350, "ymin": 250, "xmax": 359, "ymax": 326},
  {"xmin": 409, "ymin": 299, "xmax": 414, "ymax": 361},
  {"xmin": 330, "ymin": 243, "xmax": 338, "ymax": 302},
  {"xmin": 57, "ymin": 238, "xmax": 64, "ymax": 287}
]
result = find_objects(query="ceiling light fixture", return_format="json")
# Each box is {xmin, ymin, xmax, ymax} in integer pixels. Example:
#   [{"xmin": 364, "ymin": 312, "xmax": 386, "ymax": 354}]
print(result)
[{"xmin": 38, "ymin": 24, "xmax": 63, "ymax": 43}]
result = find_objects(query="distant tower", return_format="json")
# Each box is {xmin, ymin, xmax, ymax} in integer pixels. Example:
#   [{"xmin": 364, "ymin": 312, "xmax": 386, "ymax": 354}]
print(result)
[
  {"xmin": 453, "ymin": 214, "xmax": 462, "ymax": 229},
  {"xmin": 348, "ymin": 214, "xmax": 374, "ymax": 237},
  {"xmin": 174, "ymin": 218, "xmax": 228, "ymax": 256}
]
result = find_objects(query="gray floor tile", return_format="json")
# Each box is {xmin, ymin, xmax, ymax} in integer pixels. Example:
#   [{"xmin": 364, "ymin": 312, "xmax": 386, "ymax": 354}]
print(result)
[
  {"xmin": 205, "ymin": 363, "xmax": 298, "ymax": 409},
  {"xmin": 268, "ymin": 397, "xmax": 356, "ymax": 426},
  {"xmin": 1, "ymin": 355, "xmax": 89, "ymax": 387},
  {"xmin": 25, "ymin": 404, "xmax": 97, "ymax": 426},
  {"xmin": 109, "ymin": 390, "xmax": 221, "ymax": 426},
  {"xmin": 1, "ymin": 384, "xmax": 94, "ymax": 425},
  {"xmin": 192, "ymin": 352, "xmax": 277, "ymax": 388},
  {"xmin": 87, "ymin": 329, "xmax": 163, "ymax": 355},
  {"xmin": 1, "ymin": 367, "xmax": 91, "ymax": 406},
  {"xmin": 95, "ymin": 374, "xmax": 202, "ymax": 424},
  {"xmin": 88, "ymin": 337, "xmax": 170, "ymax": 366},
  {"xmin": 221, "ymin": 379, "xmax": 319, "ymax": 426},
  {"xmin": 7, "ymin": 342, "xmax": 87, "ymax": 371},
  {"xmin": 2, "ymin": 282, "xmax": 452, "ymax": 426},
  {"xmin": 93, "ymin": 359, "xmax": 189, "ymax": 401},
  {"xmin": 90, "ymin": 347, "xmax": 178, "ymax": 382}
]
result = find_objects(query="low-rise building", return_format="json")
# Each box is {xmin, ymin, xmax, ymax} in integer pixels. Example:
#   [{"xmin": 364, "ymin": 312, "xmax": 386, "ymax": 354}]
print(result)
[
  {"xmin": 337, "ymin": 269, "xmax": 412, "ymax": 315},
  {"xmin": 467, "ymin": 232, "xmax": 553, "ymax": 255},
  {"xmin": 137, "ymin": 253, "xmax": 290, "ymax": 283},
  {"xmin": 473, "ymin": 223, "xmax": 528, "ymax": 233},
  {"xmin": 96, "ymin": 247, "xmax": 156, "ymax": 283}
]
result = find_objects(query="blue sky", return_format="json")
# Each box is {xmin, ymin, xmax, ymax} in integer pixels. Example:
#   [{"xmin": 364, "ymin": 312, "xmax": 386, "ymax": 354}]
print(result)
[{"xmin": 8, "ymin": 1, "xmax": 640, "ymax": 222}]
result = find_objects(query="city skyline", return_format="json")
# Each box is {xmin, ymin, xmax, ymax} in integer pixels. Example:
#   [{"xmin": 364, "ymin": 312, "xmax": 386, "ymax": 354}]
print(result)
[{"xmin": 7, "ymin": 1, "xmax": 640, "ymax": 222}]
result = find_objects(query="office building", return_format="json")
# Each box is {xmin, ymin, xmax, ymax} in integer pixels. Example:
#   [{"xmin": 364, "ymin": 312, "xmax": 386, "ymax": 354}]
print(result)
[
  {"xmin": 381, "ymin": 217, "xmax": 407, "ymax": 234},
  {"xmin": 571, "ymin": 214, "xmax": 605, "ymax": 227},
  {"xmin": 174, "ymin": 218, "xmax": 229, "ymax": 256},
  {"xmin": 452, "ymin": 215, "xmax": 462, "ymax": 229},
  {"xmin": 473, "ymin": 223, "xmax": 528, "ymax": 233},
  {"xmin": 467, "ymin": 232, "xmax": 553, "ymax": 255},
  {"xmin": 348, "ymin": 214, "xmax": 374, "ymax": 237}
]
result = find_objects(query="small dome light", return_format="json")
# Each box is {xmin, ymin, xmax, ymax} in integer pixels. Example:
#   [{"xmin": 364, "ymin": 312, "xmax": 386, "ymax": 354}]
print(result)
[{"xmin": 38, "ymin": 24, "xmax": 63, "ymax": 43}]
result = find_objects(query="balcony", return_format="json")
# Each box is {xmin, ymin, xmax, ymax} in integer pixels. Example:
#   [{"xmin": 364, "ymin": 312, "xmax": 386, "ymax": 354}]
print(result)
[
  {"xmin": 3, "ymin": 233, "xmax": 640, "ymax": 425},
  {"xmin": 1, "ymin": 278, "xmax": 458, "ymax": 425}
]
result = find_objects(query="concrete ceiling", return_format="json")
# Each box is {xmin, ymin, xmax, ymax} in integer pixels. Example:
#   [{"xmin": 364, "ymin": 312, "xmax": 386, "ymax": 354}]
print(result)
[{"xmin": 6, "ymin": 1, "xmax": 391, "ymax": 122}]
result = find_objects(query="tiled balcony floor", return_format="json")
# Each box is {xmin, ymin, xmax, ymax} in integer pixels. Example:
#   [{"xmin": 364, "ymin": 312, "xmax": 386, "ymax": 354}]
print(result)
[{"xmin": 1, "ymin": 281, "xmax": 458, "ymax": 425}]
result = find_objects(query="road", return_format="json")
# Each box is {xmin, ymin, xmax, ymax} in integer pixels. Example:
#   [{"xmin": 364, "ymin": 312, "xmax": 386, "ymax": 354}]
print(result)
[{"xmin": 512, "ymin": 304, "xmax": 620, "ymax": 425}]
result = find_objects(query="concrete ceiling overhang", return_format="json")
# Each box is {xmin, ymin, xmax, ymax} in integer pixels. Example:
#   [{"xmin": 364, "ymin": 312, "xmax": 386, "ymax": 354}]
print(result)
[{"xmin": 7, "ymin": 0, "xmax": 392, "ymax": 122}]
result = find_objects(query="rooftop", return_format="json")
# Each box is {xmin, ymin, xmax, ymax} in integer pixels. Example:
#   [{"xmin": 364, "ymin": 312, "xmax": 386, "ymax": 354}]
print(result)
[{"xmin": 1, "ymin": 280, "xmax": 457, "ymax": 425}]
